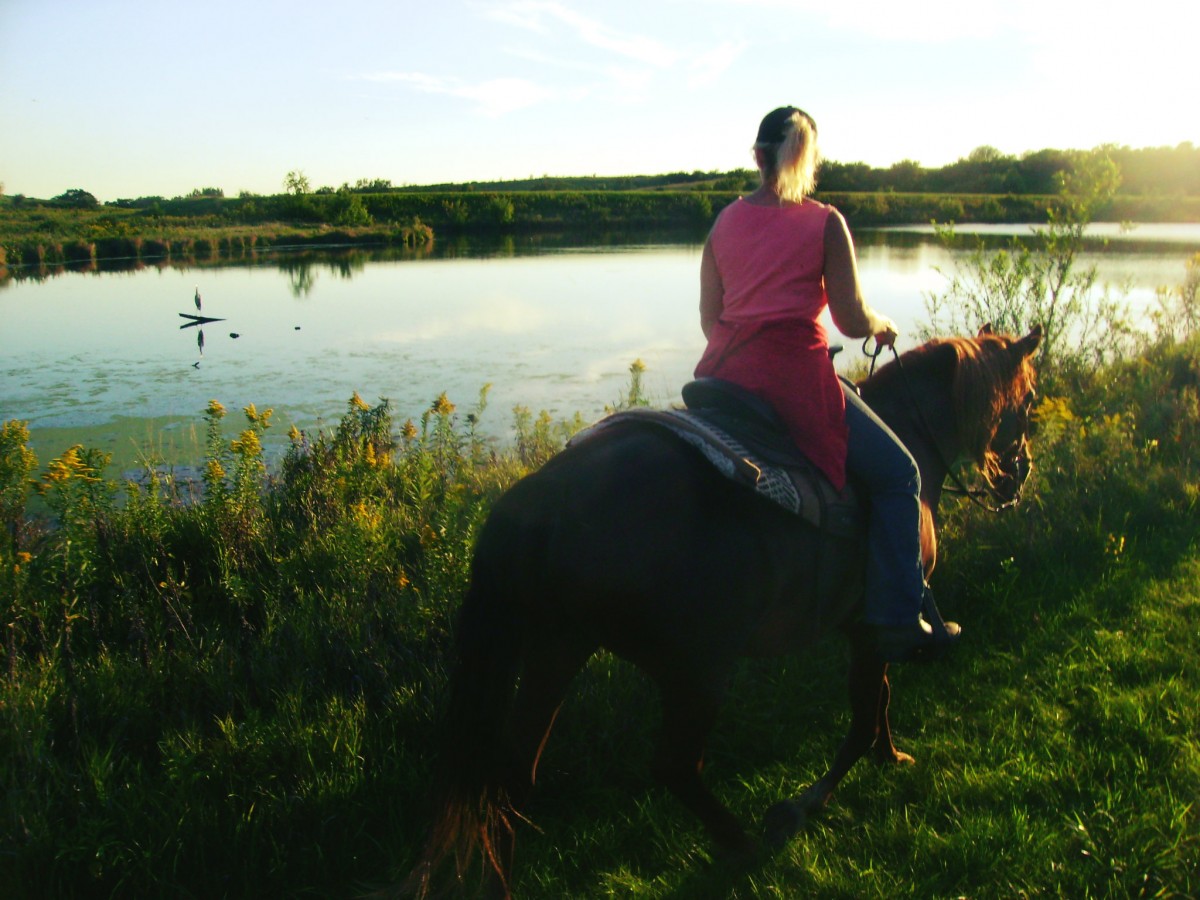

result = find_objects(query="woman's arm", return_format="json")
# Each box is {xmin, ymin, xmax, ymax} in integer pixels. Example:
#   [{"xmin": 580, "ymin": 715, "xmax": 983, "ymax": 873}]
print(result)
[
  {"xmin": 823, "ymin": 209, "xmax": 897, "ymax": 344},
  {"xmin": 699, "ymin": 236, "xmax": 724, "ymax": 339}
]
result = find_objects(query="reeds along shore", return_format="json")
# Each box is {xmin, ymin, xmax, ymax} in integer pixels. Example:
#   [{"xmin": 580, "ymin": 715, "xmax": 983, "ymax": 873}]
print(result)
[{"xmin": 0, "ymin": 222, "xmax": 434, "ymax": 276}]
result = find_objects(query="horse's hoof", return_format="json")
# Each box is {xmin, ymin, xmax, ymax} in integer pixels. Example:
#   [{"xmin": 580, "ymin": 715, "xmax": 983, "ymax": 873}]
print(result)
[
  {"xmin": 876, "ymin": 748, "xmax": 916, "ymax": 766},
  {"xmin": 762, "ymin": 800, "xmax": 806, "ymax": 850}
]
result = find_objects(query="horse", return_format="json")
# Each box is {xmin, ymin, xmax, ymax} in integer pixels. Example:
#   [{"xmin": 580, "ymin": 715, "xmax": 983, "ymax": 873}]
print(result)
[{"xmin": 408, "ymin": 325, "xmax": 1043, "ymax": 897}]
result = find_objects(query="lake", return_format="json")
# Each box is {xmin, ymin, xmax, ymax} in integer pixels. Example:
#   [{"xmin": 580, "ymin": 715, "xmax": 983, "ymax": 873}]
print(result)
[{"xmin": 2, "ymin": 225, "xmax": 1197, "ymax": 476}]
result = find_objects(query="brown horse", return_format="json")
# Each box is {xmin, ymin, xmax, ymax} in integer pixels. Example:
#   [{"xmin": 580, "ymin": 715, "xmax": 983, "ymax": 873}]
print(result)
[{"xmin": 408, "ymin": 326, "xmax": 1042, "ymax": 897}]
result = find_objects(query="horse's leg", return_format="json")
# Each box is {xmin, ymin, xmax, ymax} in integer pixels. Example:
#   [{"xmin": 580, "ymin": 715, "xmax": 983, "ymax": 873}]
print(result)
[
  {"xmin": 763, "ymin": 637, "xmax": 888, "ymax": 848},
  {"xmin": 489, "ymin": 631, "xmax": 596, "ymax": 893},
  {"xmin": 651, "ymin": 673, "xmax": 754, "ymax": 858},
  {"xmin": 871, "ymin": 671, "xmax": 915, "ymax": 766},
  {"xmin": 508, "ymin": 632, "xmax": 597, "ymax": 792}
]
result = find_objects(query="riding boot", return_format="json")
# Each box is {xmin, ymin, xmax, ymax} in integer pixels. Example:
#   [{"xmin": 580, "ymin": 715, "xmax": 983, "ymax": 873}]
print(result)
[{"xmin": 870, "ymin": 586, "xmax": 960, "ymax": 663}]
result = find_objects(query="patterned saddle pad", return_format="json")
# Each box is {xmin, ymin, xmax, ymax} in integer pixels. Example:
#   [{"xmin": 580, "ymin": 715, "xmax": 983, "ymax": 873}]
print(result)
[{"xmin": 570, "ymin": 406, "xmax": 860, "ymax": 538}]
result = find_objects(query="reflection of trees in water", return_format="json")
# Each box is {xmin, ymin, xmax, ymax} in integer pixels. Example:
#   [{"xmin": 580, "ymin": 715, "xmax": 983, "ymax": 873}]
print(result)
[
  {"xmin": 276, "ymin": 251, "xmax": 371, "ymax": 297},
  {"xmin": 286, "ymin": 262, "xmax": 316, "ymax": 298},
  {"xmin": 328, "ymin": 252, "xmax": 367, "ymax": 280}
]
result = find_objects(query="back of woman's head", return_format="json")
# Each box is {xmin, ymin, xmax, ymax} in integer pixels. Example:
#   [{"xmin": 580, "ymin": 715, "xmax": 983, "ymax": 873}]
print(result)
[{"xmin": 753, "ymin": 106, "xmax": 818, "ymax": 203}]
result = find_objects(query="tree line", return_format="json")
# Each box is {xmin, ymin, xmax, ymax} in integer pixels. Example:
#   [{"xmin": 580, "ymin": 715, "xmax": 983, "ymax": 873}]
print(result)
[{"xmin": 3, "ymin": 143, "xmax": 1196, "ymax": 212}]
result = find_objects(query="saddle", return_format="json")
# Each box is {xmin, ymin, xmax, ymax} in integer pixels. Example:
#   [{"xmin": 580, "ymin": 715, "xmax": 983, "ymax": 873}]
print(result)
[{"xmin": 573, "ymin": 378, "xmax": 861, "ymax": 538}]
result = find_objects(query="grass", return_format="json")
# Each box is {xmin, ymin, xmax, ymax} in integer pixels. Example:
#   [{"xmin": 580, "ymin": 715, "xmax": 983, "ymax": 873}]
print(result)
[
  {"xmin": 496, "ymin": 545, "xmax": 1199, "ymax": 898},
  {"xmin": 2, "ymin": 336, "xmax": 1199, "ymax": 898}
]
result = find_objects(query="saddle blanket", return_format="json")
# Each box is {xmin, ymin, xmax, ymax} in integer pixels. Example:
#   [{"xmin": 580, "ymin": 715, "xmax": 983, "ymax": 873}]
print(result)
[{"xmin": 570, "ymin": 407, "xmax": 858, "ymax": 537}]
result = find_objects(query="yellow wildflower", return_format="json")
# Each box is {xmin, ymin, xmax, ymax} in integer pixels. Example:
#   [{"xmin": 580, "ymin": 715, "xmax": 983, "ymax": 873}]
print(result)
[
  {"xmin": 41, "ymin": 445, "xmax": 98, "ymax": 485},
  {"xmin": 431, "ymin": 393, "xmax": 456, "ymax": 416},
  {"xmin": 13, "ymin": 551, "xmax": 32, "ymax": 576},
  {"xmin": 231, "ymin": 430, "xmax": 262, "ymax": 456},
  {"xmin": 352, "ymin": 500, "xmax": 383, "ymax": 530},
  {"xmin": 288, "ymin": 424, "xmax": 302, "ymax": 442},
  {"xmin": 401, "ymin": 419, "xmax": 418, "ymax": 441},
  {"xmin": 205, "ymin": 459, "xmax": 226, "ymax": 482},
  {"xmin": 373, "ymin": 443, "xmax": 392, "ymax": 469},
  {"xmin": 2, "ymin": 420, "xmax": 31, "ymax": 444},
  {"xmin": 207, "ymin": 399, "xmax": 227, "ymax": 419},
  {"xmin": 350, "ymin": 392, "xmax": 370, "ymax": 412}
]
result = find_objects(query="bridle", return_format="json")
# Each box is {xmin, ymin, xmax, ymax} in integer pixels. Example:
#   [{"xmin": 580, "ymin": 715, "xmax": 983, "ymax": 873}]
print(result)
[{"xmin": 862, "ymin": 338, "xmax": 1028, "ymax": 514}]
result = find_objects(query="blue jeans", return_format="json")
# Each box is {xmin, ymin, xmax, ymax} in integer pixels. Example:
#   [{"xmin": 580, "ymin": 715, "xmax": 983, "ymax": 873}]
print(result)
[{"xmin": 842, "ymin": 381, "xmax": 924, "ymax": 626}]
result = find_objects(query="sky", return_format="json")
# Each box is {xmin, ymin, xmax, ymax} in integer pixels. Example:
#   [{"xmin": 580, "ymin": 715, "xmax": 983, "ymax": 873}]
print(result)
[{"xmin": 2, "ymin": 0, "xmax": 1197, "ymax": 202}]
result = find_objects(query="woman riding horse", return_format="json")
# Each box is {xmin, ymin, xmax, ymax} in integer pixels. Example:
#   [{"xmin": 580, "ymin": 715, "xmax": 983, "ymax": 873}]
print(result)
[
  {"xmin": 696, "ymin": 105, "xmax": 955, "ymax": 663},
  {"xmin": 404, "ymin": 109, "xmax": 1043, "ymax": 900}
]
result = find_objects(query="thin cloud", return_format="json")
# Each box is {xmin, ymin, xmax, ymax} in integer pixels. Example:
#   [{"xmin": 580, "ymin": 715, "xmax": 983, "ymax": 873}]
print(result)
[
  {"xmin": 483, "ymin": 1, "xmax": 680, "ymax": 67},
  {"xmin": 687, "ymin": 39, "xmax": 748, "ymax": 88},
  {"xmin": 354, "ymin": 71, "xmax": 558, "ymax": 118}
]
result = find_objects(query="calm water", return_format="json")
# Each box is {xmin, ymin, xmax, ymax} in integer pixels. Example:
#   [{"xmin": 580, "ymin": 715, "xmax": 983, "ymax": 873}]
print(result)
[{"xmin": 2, "ymin": 227, "xmax": 1197, "ymax": 473}]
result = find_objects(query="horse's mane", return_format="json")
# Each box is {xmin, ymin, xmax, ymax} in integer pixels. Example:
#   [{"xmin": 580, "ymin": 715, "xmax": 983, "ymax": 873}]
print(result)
[{"xmin": 865, "ymin": 333, "xmax": 1037, "ymax": 473}]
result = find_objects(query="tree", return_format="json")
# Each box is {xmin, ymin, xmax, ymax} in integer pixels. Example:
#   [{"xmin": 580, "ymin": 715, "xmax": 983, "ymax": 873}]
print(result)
[
  {"xmin": 887, "ymin": 159, "xmax": 927, "ymax": 192},
  {"xmin": 51, "ymin": 188, "xmax": 99, "ymax": 209},
  {"xmin": 967, "ymin": 145, "xmax": 1006, "ymax": 164},
  {"xmin": 352, "ymin": 178, "xmax": 393, "ymax": 193},
  {"xmin": 283, "ymin": 171, "xmax": 311, "ymax": 195}
]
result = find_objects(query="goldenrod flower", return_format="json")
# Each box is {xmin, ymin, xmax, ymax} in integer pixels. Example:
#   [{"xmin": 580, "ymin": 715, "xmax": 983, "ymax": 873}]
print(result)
[
  {"xmin": 42, "ymin": 445, "xmax": 96, "ymax": 485},
  {"xmin": 231, "ymin": 430, "xmax": 262, "ymax": 456},
  {"xmin": 288, "ymin": 424, "xmax": 302, "ymax": 442},
  {"xmin": 350, "ymin": 392, "xmax": 370, "ymax": 412},
  {"xmin": 207, "ymin": 399, "xmax": 227, "ymax": 419},
  {"xmin": 205, "ymin": 459, "xmax": 226, "ymax": 482},
  {"xmin": 401, "ymin": 419, "xmax": 418, "ymax": 441},
  {"xmin": 2, "ymin": 420, "xmax": 31, "ymax": 443},
  {"xmin": 431, "ymin": 393, "xmax": 455, "ymax": 416}
]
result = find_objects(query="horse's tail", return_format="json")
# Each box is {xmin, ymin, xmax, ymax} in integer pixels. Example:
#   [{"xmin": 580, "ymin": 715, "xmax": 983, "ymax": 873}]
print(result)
[{"xmin": 406, "ymin": 513, "xmax": 529, "ymax": 898}]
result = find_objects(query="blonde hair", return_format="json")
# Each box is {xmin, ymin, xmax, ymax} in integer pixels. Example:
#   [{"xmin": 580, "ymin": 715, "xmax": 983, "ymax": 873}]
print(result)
[{"xmin": 754, "ymin": 110, "xmax": 819, "ymax": 203}]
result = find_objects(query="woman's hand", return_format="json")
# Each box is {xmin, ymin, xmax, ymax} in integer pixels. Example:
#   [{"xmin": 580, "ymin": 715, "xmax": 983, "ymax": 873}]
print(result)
[{"xmin": 873, "ymin": 317, "xmax": 899, "ymax": 348}]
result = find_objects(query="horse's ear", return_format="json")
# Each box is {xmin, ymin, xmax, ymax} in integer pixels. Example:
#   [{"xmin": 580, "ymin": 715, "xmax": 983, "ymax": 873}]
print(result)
[
  {"xmin": 979, "ymin": 323, "xmax": 994, "ymax": 335},
  {"xmin": 1014, "ymin": 324, "xmax": 1043, "ymax": 358}
]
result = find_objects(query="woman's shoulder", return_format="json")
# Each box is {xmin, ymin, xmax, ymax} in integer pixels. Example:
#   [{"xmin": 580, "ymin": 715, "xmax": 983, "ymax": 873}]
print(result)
[{"xmin": 803, "ymin": 197, "xmax": 838, "ymax": 217}]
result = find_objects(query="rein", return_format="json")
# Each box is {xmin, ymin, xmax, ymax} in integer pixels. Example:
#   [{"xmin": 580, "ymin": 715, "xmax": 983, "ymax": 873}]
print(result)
[{"xmin": 862, "ymin": 338, "xmax": 1022, "ymax": 513}]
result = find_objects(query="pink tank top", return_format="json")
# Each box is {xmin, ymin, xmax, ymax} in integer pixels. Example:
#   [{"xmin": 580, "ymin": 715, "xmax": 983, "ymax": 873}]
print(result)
[
  {"xmin": 695, "ymin": 197, "xmax": 848, "ymax": 489},
  {"xmin": 709, "ymin": 198, "xmax": 832, "ymax": 332}
]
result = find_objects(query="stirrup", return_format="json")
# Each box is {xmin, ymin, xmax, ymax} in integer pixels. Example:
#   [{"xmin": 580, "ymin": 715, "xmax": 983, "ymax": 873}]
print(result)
[{"xmin": 920, "ymin": 584, "xmax": 957, "ymax": 641}]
